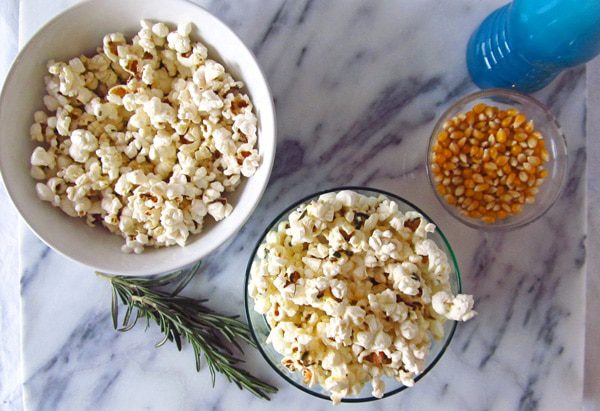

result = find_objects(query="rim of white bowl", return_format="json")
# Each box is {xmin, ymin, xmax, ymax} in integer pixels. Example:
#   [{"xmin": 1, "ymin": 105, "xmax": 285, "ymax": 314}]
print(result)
[{"xmin": 0, "ymin": 0, "xmax": 276, "ymax": 275}]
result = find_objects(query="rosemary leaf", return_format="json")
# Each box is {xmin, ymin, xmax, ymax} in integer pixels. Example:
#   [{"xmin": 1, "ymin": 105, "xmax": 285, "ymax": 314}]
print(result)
[
  {"xmin": 171, "ymin": 263, "xmax": 201, "ymax": 296},
  {"xmin": 111, "ymin": 287, "xmax": 118, "ymax": 329},
  {"xmin": 97, "ymin": 266, "xmax": 277, "ymax": 400}
]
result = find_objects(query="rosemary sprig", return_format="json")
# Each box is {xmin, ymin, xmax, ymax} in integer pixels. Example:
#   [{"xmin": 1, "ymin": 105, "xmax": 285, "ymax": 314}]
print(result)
[{"xmin": 97, "ymin": 263, "xmax": 277, "ymax": 400}]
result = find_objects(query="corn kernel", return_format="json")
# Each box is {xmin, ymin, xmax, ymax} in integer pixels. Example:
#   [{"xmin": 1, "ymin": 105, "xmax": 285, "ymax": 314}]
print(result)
[
  {"xmin": 513, "ymin": 114, "xmax": 526, "ymax": 128},
  {"xmin": 496, "ymin": 128, "xmax": 507, "ymax": 143},
  {"xmin": 473, "ymin": 103, "xmax": 486, "ymax": 114}
]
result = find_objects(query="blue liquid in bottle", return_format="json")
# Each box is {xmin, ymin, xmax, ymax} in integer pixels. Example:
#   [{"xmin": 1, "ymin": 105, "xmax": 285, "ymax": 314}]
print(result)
[{"xmin": 467, "ymin": 0, "xmax": 600, "ymax": 92}]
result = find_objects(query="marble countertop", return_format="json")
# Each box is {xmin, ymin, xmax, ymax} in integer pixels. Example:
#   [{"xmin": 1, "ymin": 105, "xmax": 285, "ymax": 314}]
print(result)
[{"xmin": 1, "ymin": 0, "xmax": 599, "ymax": 410}]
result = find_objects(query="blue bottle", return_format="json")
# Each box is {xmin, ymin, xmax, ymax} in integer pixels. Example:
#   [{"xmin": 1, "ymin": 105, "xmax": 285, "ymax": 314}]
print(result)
[{"xmin": 466, "ymin": 0, "xmax": 600, "ymax": 92}]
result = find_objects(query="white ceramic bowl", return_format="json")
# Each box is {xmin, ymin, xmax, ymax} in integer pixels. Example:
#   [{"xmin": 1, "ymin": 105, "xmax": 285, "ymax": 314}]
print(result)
[{"xmin": 0, "ymin": 0, "xmax": 276, "ymax": 275}]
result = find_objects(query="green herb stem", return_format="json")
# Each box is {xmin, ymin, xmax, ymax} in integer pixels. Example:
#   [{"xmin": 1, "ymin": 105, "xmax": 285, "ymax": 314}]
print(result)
[{"xmin": 98, "ymin": 264, "xmax": 277, "ymax": 400}]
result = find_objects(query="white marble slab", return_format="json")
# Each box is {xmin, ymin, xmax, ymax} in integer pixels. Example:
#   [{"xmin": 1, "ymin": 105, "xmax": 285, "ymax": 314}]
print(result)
[
  {"xmin": 584, "ymin": 49, "xmax": 600, "ymax": 411},
  {"xmin": 0, "ymin": 1, "xmax": 24, "ymax": 410},
  {"xmin": 4, "ymin": 0, "xmax": 594, "ymax": 410}
]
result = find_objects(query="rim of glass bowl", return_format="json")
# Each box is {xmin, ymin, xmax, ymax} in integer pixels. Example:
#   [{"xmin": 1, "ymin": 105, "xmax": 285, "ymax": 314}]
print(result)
[
  {"xmin": 426, "ymin": 88, "xmax": 568, "ymax": 231},
  {"xmin": 244, "ymin": 186, "xmax": 462, "ymax": 403}
]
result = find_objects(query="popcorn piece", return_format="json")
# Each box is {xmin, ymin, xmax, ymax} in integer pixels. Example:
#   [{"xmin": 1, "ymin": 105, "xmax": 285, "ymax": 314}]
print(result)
[
  {"xmin": 152, "ymin": 22, "xmax": 170, "ymax": 38},
  {"xmin": 31, "ymin": 147, "xmax": 56, "ymax": 168},
  {"xmin": 167, "ymin": 28, "xmax": 191, "ymax": 54},
  {"xmin": 30, "ymin": 166, "xmax": 46, "ymax": 180},
  {"xmin": 36, "ymin": 183, "xmax": 54, "ymax": 202},
  {"xmin": 207, "ymin": 201, "xmax": 233, "ymax": 221},
  {"xmin": 372, "ymin": 376, "xmax": 385, "ymax": 399},
  {"xmin": 432, "ymin": 291, "xmax": 478, "ymax": 321}
]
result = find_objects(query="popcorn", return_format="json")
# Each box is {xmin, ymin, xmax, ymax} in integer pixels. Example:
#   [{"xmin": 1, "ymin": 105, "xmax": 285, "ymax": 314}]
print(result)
[
  {"xmin": 35, "ymin": 183, "xmax": 55, "ymax": 203},
  {"xmin": 372, "ymin": 376, "xmax": 385, "ymax": 399},
  {"xmin": 68, "ymin": 129, "xmax": 98, "ymax": 163},
  {"xmin": 389, "ymin": 262, "xmax": 421, "ymax": 296},
  {"xmin": 432, "ymin": 291, "xmax": 477, "ymax": 321},
  {"xmin": 29, "ymin": 21, "xmax": 260, "ymax": 252},
  {"xmin": 30, "ymin": 166, "xmax": 46, "ymax": 180},
  {"xmin": 249, "ymin": 191, "xmax": 477, "ymax": 404},
  {"xmin": 152, "ymin": 22, "xmax": 170, "ymax": 38},
  {"xmin": 166, "ymin": 27, "xmax": 191, "ymax": 54},
  {"xmin": 207, "ymin": 201, "xmax": 233, "ymax": 221},
  {"xmin": 31, "ymin": 147, "xmax": 56, "ymax": 168}
]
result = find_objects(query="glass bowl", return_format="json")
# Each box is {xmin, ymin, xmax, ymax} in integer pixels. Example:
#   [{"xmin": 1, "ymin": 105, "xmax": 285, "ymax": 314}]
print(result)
[
  {"xmin": 426, "ymin": 89, "xmax": 568, "ymax": 230},
  {"xmin": 244, "ymin": 186, "xmax": 462, "ymax": 402}
]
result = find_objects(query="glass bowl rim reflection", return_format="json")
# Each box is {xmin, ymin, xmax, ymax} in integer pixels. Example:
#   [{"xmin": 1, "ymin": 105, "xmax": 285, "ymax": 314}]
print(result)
[
  {"xmin": 244, "ymin": 185, "xmax": 462, "ymax": 403},
  {"xmin": 425, "ymin": 88, "xmax": 568, "ymax": 231}
]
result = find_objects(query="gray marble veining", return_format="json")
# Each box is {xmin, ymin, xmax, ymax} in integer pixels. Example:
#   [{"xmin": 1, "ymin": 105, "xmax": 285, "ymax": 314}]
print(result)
[{"xmin": 7, "ymin": 0, "xmax": 591, "ymax": 410}]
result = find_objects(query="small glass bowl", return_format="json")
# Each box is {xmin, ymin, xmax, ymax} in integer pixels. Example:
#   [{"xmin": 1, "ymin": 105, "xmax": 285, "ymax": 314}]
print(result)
[
  {"xmin": 244, "ymin": 186, "xmax": 462, "ymax": 403},
  {"xmin": 426, "ymin": 89, "xmax": 568, "ymax": 230}
]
